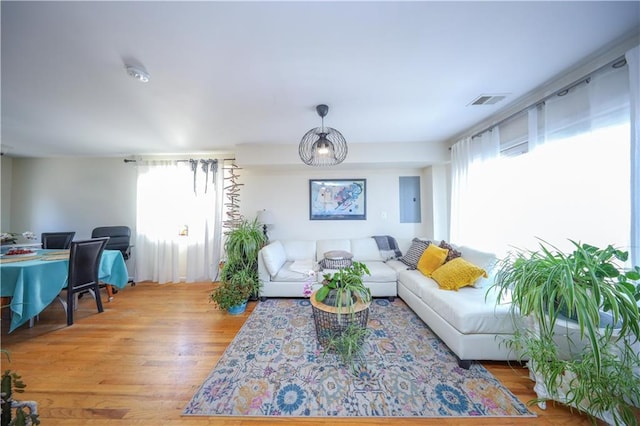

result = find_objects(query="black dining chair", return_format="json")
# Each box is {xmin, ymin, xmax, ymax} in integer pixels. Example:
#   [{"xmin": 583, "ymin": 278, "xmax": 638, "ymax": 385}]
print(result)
[
  {"xmin": 41, "ymin": 231, "xmax": 76, "ymax": 249},
  {"xmin": 58, "ymin": 237, "xmax": 109, "ymax": 326},
  {"xmin": 91, "ymin": 226, "xmax": 135, "ymax": 286}
]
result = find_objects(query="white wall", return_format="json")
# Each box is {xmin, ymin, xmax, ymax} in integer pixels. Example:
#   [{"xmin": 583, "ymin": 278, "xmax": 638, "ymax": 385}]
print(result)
[
  {"xmin": 8, "ymin": 157, "xmax": 137, "ymax": 239},
  {"xmin": 4, "ymin": 157, "xmax": 448, "ymax": 257},
  {"xmin": 1, "ymin": 156, "xmax": 13, "ymax": 231},
  {"xmin": 239, "ymin": 166, "xmax": 437, "ymax": 243}
]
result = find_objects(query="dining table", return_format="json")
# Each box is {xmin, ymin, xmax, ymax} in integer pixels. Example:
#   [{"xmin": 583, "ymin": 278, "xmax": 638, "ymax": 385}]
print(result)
[{"xmin": 0, "ymin": 249, "xmax": 129, "ymax": 333}]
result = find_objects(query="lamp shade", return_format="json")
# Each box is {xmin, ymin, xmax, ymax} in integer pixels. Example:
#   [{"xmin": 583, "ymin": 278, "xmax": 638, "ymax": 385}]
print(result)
[
  {"xmin": 256, "ymin": 209, "xmax": 274, "ymax": 225},
  {"xmin": 299, "ymin": 104, "xmax": 348, "ymax": 166}
]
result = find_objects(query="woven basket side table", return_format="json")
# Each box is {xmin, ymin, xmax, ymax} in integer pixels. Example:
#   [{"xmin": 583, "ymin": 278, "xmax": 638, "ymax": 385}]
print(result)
[{"xmin": 309, "ymin": 289, "xmax": 370, "ymax": 348}]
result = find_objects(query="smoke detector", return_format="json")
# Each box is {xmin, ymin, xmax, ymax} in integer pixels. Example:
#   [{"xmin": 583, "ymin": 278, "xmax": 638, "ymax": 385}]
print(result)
[{"xmin": 125, "ymin": 65, "xmax": 150, "ymax": 83}]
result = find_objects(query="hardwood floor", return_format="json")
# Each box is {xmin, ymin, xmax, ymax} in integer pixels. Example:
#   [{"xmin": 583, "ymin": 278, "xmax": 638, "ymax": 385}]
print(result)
[{"xmin": 1, "ymin": 282, "xmax": 600, "ymax": 425}]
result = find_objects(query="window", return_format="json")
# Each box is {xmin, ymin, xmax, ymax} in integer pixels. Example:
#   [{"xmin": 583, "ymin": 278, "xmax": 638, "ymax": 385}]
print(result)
[{"xmin": 451, "ymin": 61, "xmax": 631, "ymax": 258}]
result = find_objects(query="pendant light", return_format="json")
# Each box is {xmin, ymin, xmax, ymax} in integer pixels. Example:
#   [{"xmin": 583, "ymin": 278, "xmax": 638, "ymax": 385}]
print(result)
[{"xmin": 298, "ymin": 104, "xmax": 347, "ymax": 166}]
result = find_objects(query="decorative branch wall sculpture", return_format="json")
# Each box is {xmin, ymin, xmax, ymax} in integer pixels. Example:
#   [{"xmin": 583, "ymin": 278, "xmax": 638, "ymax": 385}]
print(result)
[{"xmin": 223, "ymin": 160, "xmax": 243, "ymax": 233}]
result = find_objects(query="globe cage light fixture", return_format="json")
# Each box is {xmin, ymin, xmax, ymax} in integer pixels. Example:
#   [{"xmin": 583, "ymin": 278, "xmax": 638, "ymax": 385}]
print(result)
[{"xmin": 298, "ymin": 104, "xmax": 348, "ymax": 166}]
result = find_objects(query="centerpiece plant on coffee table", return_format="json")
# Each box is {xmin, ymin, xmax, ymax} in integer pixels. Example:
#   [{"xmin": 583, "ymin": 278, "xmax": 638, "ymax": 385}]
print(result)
[
  {"xmin": 491, "ymin": 240, "xmax": 640, "ymax": 425},
  {"xmin": 314, "ymin": 261, "xmax": 372, "ymax": 371},
  {"xmin": 315, "ymin": 261, "xmax": 372, "ymax": 309}
]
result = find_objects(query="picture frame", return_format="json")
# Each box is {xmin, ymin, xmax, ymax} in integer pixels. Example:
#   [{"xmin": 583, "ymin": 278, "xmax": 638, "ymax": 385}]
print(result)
[{"xmin": 309, "ymin": 179, "xmax": 366, "ymax": 220}]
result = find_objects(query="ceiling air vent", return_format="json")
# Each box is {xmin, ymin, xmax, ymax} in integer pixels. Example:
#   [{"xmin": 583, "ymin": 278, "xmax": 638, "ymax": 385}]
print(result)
[{"xmin": 469, "ymin": 94, "xmax": 508, "ymax": 106}]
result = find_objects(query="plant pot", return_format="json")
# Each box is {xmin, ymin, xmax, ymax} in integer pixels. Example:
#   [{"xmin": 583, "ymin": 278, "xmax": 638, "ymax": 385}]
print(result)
[
  {"xmin": 227, "ymin": 301, "xmax": 248, "ymax": 315},
  {"xmin": 322, "ymin": 289, "xmax": 356, "ymax": 307}
]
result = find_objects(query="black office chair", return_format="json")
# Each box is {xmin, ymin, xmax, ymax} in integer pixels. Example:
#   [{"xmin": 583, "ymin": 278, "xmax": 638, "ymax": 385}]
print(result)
[
  {"xmin": 91, "ymin": 226, "xmax": 134, "ymax": 286},
  {"xmin": 59, "ymin": 237, "xmax": 109, "ymax": 326},
  {"xmin": 41, "ymin": 231, "xmax": 75, "ymax": 249}
]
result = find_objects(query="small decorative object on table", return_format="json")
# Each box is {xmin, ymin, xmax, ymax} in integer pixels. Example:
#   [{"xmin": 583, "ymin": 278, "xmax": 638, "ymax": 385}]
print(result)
[
  {"xmin": 0, "ymin": 233, "xmax": 17, "ymax": 245},
  {"xmin": 1, "ymin": 231, "xmax": 36, "ymax": 245}
]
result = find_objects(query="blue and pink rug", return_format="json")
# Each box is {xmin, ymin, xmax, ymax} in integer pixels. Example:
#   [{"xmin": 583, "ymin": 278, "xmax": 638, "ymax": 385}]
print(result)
[{"xmin": 183, "ymin": 298, "xmax": 534, "ymax": 418}]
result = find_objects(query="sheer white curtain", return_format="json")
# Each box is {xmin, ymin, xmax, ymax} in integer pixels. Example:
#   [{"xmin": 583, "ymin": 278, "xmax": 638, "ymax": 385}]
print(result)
[
  {"xmin": 451, "ymin": 60, "xmax": 631, "ymax": 256},
  {"xmin": 627, "ymin": 45, "xmax": 639, "ymax": 267},
  {"xmin": 135, "ymin": 160, "xmax": 223, "ymax": 283},
  {"xmin": 450, "ymin": 130, "xmax": 500, "ymax": 248}
]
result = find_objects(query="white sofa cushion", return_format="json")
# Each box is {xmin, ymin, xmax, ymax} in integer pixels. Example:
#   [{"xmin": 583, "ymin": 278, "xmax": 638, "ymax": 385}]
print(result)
[
  {"xmin": 261, "ymin": 240, "xmax": 287, "ymax": 277},
  {"xmin": 289, "ymin": 259, "xmax": 316, "ymax": 274},
  {"xmin": 273, "ymin": 261, "xmax": 312, "ymax": 282},
  {"xmin": 351, "ymin": 238, "xmax": 383, "ymax": 261},
  {"xmin": 316, "ymin": 239, "xmax": 351, "ymax": 261},
  {"xmin": 361, "ymin": 261, "xmax": 397, "ymax": 282},
  {"xmin": 282, "ymin": 240, "xmax": 317, "ymax": 261},
  {"xmin": 398, "ymin": 269, "xmax": 514, "ymax": 335},
  {"xmin": 385, "ymin": 259, "xmax": 409, "ymax": 273}
]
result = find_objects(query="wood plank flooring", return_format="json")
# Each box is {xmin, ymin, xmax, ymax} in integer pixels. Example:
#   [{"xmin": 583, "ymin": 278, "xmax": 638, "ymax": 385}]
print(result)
[{"xmin": 1, "ymin": 282, "xmax": 600, "ymax": 425}]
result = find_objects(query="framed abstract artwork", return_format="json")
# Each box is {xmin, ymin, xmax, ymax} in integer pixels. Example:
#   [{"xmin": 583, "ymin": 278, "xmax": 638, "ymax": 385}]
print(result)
[{"xmin": 309, "ymin": 179, "xmax": 366, "ymax": 220}]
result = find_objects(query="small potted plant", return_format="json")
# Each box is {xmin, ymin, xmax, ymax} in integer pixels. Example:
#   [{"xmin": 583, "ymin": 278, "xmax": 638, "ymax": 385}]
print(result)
[
  {"xmin": 209, "ymin": 275, "xmax": 253, "ymax": 315},
  {"xmin": 491, "ymin": 240, "xmax": 640, "ymax": 425},
  {"xmin": 1, "ymin": 350, "xmax": 40, "ymax": 426}
]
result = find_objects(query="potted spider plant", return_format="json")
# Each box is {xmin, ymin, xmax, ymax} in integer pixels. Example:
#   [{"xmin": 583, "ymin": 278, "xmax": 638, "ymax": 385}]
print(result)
[
  {"xmin": 491, "ymin": 240, "xmax": 640, "ymax": 425},
  {"xmin": 311, "ymin": 261, "xmax": 372, "ymax": 372},
  {"xmin": 218, "ymin": 218, "xmax": 266, "ymax": 300}
]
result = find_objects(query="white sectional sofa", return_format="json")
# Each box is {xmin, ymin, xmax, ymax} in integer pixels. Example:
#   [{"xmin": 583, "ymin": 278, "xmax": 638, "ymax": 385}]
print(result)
[
  {"xmin": 257, "ymin": 237, "xmax": 519, "ymax": 368},
  {"xmin": 258, "ymin": 237, "xmax": 397, "ymax": 298},
  {"xmin": 390, "ymin": 245, "xmax": 519, "ymax": 368}
]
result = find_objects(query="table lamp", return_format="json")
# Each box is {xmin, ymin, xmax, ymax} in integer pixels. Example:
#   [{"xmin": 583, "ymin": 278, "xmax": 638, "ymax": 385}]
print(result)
[{"xmin": 256, "ymin": 209, "xmax": 274, "ymax": 241}]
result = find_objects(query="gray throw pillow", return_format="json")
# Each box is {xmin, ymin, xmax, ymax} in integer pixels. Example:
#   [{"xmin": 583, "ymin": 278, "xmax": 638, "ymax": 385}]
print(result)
[{"xmin": 399, "ymin": 238, "xmax": 430, "ymax": 269}]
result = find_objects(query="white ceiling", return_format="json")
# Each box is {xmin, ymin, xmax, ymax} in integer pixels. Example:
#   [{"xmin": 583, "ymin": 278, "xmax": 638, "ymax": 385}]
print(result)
[{"xmin": 1, "ymin": 1, "xmax": 639, "ymax": 158}]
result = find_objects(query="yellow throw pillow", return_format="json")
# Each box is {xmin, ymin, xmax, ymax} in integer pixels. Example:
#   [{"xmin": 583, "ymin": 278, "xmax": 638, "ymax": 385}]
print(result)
[
  {"xmin": 416, "ymin": 244, "xmax": 449, "ymax": 276},
  {"xmin": 431, "ymin": 257, "xmax": 488, "ymax": 291}
]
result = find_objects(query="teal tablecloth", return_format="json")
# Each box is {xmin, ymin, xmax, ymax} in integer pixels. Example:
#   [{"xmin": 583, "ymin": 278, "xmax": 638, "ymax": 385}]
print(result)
[{"xmin": 1, "ymin": 249, "xmax": 128, "ymax": 332}]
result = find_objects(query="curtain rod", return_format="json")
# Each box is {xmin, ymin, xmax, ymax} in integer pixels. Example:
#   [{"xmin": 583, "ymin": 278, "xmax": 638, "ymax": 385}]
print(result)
[
  {"xmin": 467, "ymin": 55, "xmax": 627, "ymax": 141},
  {"xmin": 124, "ymin": 157, "xmax": 235, "ymax": 163}
]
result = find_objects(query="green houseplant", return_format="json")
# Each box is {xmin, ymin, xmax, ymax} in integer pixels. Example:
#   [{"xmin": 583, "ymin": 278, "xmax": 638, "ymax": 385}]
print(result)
[
  {"xmin": 491, "ymin": 240, "xmax": 640, "ymax": 425},
  {"xmin": 1, "ymin": 351, "xmax": 40, "ymax": 426},
  {"xmin": 210, "ymin": 217, "xmax": 266, "ymax": 314},
  {"xmin": 313, "ymin": 261, "xmax": 372, "ymax": 371},
  {"xmin": 218, "ymin": 218, "xmax": 266, "ymax": 300},
  {"xmin": 209, "ymin": 277, "xmax": 253, "ymax": 313},
  {"xmin": 315, "ymin": 261, "xmax": 372, "ymax": 309}
]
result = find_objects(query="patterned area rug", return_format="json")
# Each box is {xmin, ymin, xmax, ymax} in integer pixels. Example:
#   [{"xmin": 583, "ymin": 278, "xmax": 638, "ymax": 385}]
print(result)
[{"xmin": 184, "ymin": 298, "xmax": 534, "ymax": 418}]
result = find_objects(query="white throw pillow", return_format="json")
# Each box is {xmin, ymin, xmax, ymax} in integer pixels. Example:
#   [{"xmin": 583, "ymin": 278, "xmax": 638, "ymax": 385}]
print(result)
[
  {"xmin": 457, "ymin": 245, "xmax": 497, "ymax": 288},
  {"xmin": 261, "ymin": 241, "xmax": 287, "ymax": 277}
]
